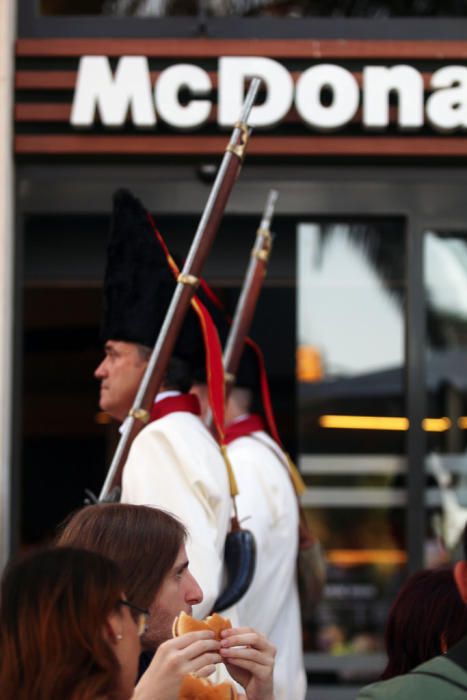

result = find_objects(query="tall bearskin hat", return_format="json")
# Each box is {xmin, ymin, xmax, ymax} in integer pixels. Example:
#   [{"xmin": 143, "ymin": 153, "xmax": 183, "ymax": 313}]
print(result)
[{"xmin": 101, "ymin": 189, "xmax": 203, "ymax": 370}]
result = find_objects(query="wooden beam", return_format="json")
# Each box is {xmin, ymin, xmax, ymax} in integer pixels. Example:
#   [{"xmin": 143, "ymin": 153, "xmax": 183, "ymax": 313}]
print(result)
[
  {"xmin": 16, "ymin": 38, "xmax": 467, "ymax": 60},
  {"xmin": 15, "ymin": 104, "xmax": 71, "ymax": 121},
  {"xmin": 15, "ymin": 71, "xmax": 77, "ymax": 89},
  {"xmin": 15, "ymin": 134, "xmax": 467, "ymax": 156}
]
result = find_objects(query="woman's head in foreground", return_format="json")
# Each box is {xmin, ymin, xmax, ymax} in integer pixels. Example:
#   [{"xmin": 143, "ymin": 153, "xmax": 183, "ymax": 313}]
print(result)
[
  {"xmin": 382, "ymin": 566, "xmax": 467, "ymax": 680},
  {"xmin": 0, "ymin": 546, "xmax": 142, "ymax": 700}
]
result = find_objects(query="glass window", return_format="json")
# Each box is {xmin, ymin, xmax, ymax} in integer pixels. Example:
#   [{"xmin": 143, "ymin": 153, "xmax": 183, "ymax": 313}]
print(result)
[
  {"xmin": 39, "ymin": 0, "xmax": 200, "ymax": 15},
  {"xmin": 297, "ymin": 221, "xmax": 405, "ymax": 456},
  {"xmin": 424, "ymin": 230, "xmax": 467, "ymax": 561},
  {"xmin": 203, "ymin": 0, "xmax": 467, "ymax": 16},
  {"xmin": 297, "ymin": 220, "xmax": 408, "ymax": 681},
  {"xmin": 38, "ymin": 0, "xmax": 467, "ymax": 16}
]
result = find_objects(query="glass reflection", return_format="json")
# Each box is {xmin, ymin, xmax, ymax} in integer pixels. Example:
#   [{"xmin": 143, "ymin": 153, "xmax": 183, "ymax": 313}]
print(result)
[
  {"xmin": 424, "ymin": 230, "xmax": 467, "ymax": 566},
  {"xmin": 204, "ymin": 0, "xmax": 467, "ymax": 16},
  {"xmin": 40, "ymin": 0, "xmax": 200, "ymax": 15},
  {"xmin": 297, "ymin": 220, "xmax": 408, "ymax": 670},
  {"xmin": 40, "ymin": 0, "xmax": 467, "ymax": 15},
  {"xmin": 297, "ymin": 221, "xmax": 405, "ymax": 456}
]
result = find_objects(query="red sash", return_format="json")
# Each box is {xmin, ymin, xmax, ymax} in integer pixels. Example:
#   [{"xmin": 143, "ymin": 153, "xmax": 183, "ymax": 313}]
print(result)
[
  {"xmin": 150, "ymin": 394, "xmax": 201, "ymax": 423},
  {"xmin": 224, "ymin": 414, "xmax": 266, "ymax": 445}
]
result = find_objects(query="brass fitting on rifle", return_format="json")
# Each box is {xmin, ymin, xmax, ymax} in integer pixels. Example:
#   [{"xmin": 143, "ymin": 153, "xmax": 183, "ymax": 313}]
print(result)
[
  {"xmin": 129, "ymin": 407, "xmax": 150, "ymax": 424},
  {"xmin": 253, "ymin": 248, "xmax": 270, "ymax": 262},
  {"xmin": 226, "ymin": 121, "xmax": 250, "ymax": 162},
  {"xmin": 177, "ymin": 273, "xmax": 200, "ymax": 288},
  {"xmin": 252, "ymin": 227, "xmax": 273, "ymax": 262},
  {"xmin": 224, "ymin": 371, "xmax": 236, "ymax": 385}
]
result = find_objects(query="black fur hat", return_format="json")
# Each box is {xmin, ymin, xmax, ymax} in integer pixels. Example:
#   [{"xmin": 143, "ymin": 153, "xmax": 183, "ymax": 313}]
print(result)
[{"xmin": 101, "ymin": 189, "xmax": 203, "ymax": 368}]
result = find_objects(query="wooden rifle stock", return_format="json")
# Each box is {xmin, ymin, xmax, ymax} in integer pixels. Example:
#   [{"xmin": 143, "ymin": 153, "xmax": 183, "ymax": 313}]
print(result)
[
  {"xmin": 223, "ymin": 188, "xmax": 278, "ymax": 392},
  {"xmin": 98, "ymin": 78, "xmax": 261, "ymax": 502}
]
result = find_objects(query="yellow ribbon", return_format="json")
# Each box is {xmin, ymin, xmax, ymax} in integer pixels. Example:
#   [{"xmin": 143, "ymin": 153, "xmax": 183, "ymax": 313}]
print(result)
[{"xmin": 220, "ymin": 444, "xmax": 239, "ymax": 498}]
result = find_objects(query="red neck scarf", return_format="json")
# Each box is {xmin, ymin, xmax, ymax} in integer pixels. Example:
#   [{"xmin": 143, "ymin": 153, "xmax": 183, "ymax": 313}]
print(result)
[
  {"xmin": 150, "ymin": 394, "xmax": 201, "ymax": 423},
  {"xmin": 224, "ymin": 414, "xmax": 266, "ymax": 445}
]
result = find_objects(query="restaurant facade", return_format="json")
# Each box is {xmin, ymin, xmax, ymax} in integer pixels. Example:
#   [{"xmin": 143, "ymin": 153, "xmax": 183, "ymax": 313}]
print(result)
[{"xmin": 4, "ymin": 2, "xmax": 467, "ymax": 696}]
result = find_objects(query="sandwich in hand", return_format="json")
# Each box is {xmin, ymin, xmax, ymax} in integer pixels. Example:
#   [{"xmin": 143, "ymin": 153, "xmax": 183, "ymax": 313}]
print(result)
[
  {"xmin": 172, "ymin": 610, "xmax": 232, "ymax": 641},
  {"xmin": 173, "ymin": 611, "xmax": 237, "ymax": 699},
  {"xmin": 179, "ymin": 675, "xmax": 238, "ymax": 700}
]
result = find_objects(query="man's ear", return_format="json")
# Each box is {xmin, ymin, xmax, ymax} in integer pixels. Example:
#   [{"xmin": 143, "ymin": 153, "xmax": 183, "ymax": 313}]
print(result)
[{"xmin": 454, "ymin": 561, "xmax": 467, "ymax": 602}]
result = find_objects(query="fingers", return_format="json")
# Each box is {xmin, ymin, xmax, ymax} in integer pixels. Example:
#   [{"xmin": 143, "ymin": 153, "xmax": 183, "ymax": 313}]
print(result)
[
  {"xmin": 181, "ymin": 638, "xmax": 221, "ymax": 662},
  {"xmin": 159, "ymin": 631, "xmax": 220, "ymax": 657},
  {"xmin": 194, "ymin": 664, "xmax": 217, "ymax": 679},
  {"xmin": 221, "ymin": 629, "xmax": 276, "ymax": 656},
  {"xmin": 172, "ymin": 630, "xmax": 216, "ymax": 649},
  {"xmin": 221, "ymin": 646, "xmax": 271, "ymax": 668},
  {"xmin": 220, "ymin": 629, "xmax": 276, "ymax": 681},
  {"xmin": 222, "ymin": 626, "xmax": 256, "ymax": 637},
  {"xmin": 187, "ymin": 650, "xmax": 223, "ymax": 670},
  {"xmin": 154, "ymin": 634, "xmax": 222, "ymax": 674}
]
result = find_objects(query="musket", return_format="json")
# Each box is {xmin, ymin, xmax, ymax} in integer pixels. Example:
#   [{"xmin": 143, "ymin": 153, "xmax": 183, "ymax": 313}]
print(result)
[
  {"xmin": 204, "ymin": 188, "xmax": 278, "ymax": 439},
  {"xmin": 209, "ymin": 190, "xmax": 278, "ymax": 612},
  {"xmin": 222, "ymin": 189, "xmax": 278, "ymax": 393},
  {"xmin": 98, "ymin": 78, "xmax": 261, "ymax": 502}
]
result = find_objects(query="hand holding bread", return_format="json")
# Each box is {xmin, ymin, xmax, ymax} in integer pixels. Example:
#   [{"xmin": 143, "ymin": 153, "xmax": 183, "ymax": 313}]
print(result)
[
  {"xmin": 173, "ymin": 613, "xmax": 275, "ymax": 700},
  {"xmin": 133, "ymin": 629, "xmax": 222, "ymax": 700},
  {"xmin": 220, "ymin": 627, "xmax": 276, "ymax": 700}
]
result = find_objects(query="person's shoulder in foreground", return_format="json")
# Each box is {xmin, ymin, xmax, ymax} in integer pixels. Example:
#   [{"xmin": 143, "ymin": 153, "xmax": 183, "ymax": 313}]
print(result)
[{"xmin": 357, "ymin": 635, "xmax": 467, "ymax": 699}]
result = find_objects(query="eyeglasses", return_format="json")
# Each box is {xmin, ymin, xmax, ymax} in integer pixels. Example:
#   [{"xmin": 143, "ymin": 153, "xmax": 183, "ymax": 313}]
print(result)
[{"xmin": 118, "ymin": 599, "xmax": 149, "ymax": 637}]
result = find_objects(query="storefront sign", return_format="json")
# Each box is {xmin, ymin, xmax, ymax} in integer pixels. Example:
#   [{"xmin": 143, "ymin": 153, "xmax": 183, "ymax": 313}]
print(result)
[{"xmin": 71, "ymin": 56, "xmax": 467, "ymax": 132}]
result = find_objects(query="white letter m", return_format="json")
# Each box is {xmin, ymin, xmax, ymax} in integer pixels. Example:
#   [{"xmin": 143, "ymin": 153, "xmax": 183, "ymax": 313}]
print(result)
[{"xmin": 71, "ymin": 56, "xmax": 156, "ymax": 127}]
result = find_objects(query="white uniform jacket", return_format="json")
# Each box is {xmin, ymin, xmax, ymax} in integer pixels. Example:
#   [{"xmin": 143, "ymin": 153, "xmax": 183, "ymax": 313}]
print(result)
[
  {"xmin": 121, "ymin": 395, "xmax": 232, "ymax": 619},
  {"xmin": 226, "ymin": 416, "xmax": 307, "ymax": 700}
]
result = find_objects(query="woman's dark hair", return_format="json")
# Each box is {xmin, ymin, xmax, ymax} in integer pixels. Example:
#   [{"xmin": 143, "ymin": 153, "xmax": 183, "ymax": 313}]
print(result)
[
  {"xmin": 381, "ymin": 566, "xmax": 467, "ymax": 679},
  {"xmin": 0, "ymin": 546, "xmax": 123, "ymax": 700},
  {"xmin": 56, "ymin": 503, "xmax": 187, "ymax": 612}
]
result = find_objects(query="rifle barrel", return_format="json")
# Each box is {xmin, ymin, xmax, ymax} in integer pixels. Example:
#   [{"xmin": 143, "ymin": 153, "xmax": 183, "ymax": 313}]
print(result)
[{"xmin": 223, "ymin": 188, "xmax": 279, "ymax": 380}]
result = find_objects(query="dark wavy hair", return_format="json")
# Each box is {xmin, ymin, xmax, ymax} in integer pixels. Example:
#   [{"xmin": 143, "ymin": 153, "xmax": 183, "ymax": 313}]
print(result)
[
  {"xmin": 0, "ymin": 546, "xmax": 124, "ymax": 700},
  {"xmin": 381, "ymin": 566, "xmax": 467, "ymax": 679},
  {"xmin": 56, "ymin": 503, "xmax": 186, "ymax": 613}
]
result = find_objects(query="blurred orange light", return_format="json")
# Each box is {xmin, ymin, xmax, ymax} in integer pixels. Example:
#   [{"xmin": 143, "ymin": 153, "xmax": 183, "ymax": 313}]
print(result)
[
  {"xmin": 422, "ymin": 417, "xmax": 451, "ymax": 432},
  {"xmin": 327, "ymin": 549, "xmax": 407, "ymax": 566},
  {"xmin": 296, "ymin": 345, "xmax": 323, "ymax": 382},
  {"xmin": 319, "ymin": 415, "xmax": 409, "ymax": 431},
  {"xmin": 319, "ymin": 415, "xmax": 452, "ymax": 432}
]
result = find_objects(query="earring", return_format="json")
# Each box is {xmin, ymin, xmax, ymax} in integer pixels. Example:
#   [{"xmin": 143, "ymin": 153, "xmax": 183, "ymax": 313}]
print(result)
[{"xmin": 116, "ymin": 633, "xmax": 123, "ymax": 640}]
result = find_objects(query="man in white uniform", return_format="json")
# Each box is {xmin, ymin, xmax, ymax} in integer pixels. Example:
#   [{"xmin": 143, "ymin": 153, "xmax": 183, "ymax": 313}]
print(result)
[
  {"xmin": 192, "ymin": 336, "xmax": 307, "ymax": 699},
  {"xmin": 95, "ymin": 189, "xmax": 233, "ymax": 618}
]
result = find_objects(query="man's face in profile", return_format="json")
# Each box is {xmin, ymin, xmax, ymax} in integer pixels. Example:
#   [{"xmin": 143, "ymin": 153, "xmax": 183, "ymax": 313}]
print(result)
[
  {"xmin": 94, "ymin": 340, "xmax": 148, "ymax": 422},
  {"xmin": 143, "ymin": 545, "xmax": 203, "ymax": 650}
]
